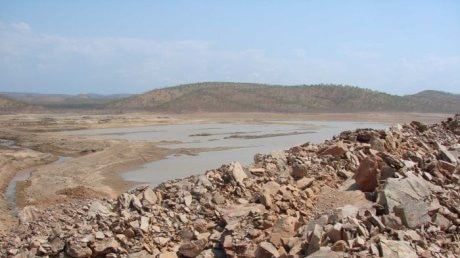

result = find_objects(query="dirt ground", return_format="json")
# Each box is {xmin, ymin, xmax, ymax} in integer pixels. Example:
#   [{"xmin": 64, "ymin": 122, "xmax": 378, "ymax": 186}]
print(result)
[
  {"xmin": 0, "ymin": 147, "xmax": 55, "ymax": 232},
  {"xmin": 0, "ymin": 112, "xmax": 452, "ymax": 232}
]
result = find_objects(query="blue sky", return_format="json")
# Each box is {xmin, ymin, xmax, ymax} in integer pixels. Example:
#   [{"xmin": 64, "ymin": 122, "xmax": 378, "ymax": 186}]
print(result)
[{"xmin": 0, "ymin": 1, "xmax": 459, "ymax": 95}]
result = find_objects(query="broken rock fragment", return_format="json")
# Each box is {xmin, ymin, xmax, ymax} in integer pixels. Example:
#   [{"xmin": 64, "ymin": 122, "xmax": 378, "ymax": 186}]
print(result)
[
  {"xmin": 255, "ymin": 241, "xmax": 279, "ymax": 258},
  {"xmin": 229, "ymin": 161, "xmax": 247, "ymax": 186},
  {"xmin": 179, "ymin": 239, "xmax": 208, "ymax": 258},
  {"xmin": 353, "ymin": 155, "xmax": 382, "ymax": 191}
]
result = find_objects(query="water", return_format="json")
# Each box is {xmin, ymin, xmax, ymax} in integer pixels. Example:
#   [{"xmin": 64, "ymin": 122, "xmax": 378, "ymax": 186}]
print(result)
[
  {"xmin": 0, "ymin": 139, "xmax": 20, "ymax": 149},
  {"xmin": 5, "ymin": 156, "xmax": 73, "ymax": 214},
  {"xmin": 72, "ymin": 121, "xmax": 388, "ymax": 186}
]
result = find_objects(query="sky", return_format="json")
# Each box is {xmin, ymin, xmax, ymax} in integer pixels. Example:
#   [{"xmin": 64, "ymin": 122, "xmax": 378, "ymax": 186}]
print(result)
[{"xmin": 0, "ymin": 1, "xmax": 459, "ymax": 95}]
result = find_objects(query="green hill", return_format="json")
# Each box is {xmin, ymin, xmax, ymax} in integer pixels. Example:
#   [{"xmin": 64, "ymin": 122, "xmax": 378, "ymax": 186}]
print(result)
[{"xmin": 108, "ymin": 82, "xmax": 460, "ymax": 113}]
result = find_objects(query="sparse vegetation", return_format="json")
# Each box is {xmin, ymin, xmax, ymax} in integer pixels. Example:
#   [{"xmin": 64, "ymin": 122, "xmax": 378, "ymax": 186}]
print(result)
[
  {"xmin": 2, "ymin": 83, "xmax": 459, "ymax": 113},
  {"xmin": 0, "ymin": 96, "xmax": 40, "ymax": 113},
  {"xmin": 0, "ymin": 93, "xmax": 132, "ymax": 110},
  {"xmin": 109, "ymin": 82, "xmax": 460, "ymax": 113}
]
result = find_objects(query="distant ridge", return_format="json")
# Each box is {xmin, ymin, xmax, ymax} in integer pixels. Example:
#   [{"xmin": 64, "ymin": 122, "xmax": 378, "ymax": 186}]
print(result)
[
  {"xmin": 404, "ymin": 90, "xmax": 460, "ymax": 112},
  {"xmin": 108, "ymin": 82, "xmax": 460, "ymax": 113},
  {"xmin": 2, "ymin": 83, "xmax": 459, "ymax": 113},
  {"xmin": 1, "ymin": 92, "xmax": 133, "ymax": 109},
  {"xmin": 0, "ymin": 95, "xmax": 42, "ymax": 113}
]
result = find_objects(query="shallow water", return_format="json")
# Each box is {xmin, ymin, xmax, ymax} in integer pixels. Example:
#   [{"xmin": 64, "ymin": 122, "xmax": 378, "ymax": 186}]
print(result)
[
  {"xmin": 5, "ymin": 156, "xmax": 73, "ymax": 214},
  {"xmin": 72, "ymin": 121, "xmax": 388, "ymax": 186},
  {"xmin": 0, "ymin": 139, "xmax": 20, "ymax": 149}
]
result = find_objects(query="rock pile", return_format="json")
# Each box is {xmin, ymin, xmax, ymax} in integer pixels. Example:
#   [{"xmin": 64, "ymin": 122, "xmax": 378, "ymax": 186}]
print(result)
[{"xmin": 1, "ymin": 115, "xmax": 459, "ymax": 257}]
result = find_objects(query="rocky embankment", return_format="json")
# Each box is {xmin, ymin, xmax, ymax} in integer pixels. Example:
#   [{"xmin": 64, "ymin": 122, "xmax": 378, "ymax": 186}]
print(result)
[{"xmin": 1, "ymin": 115, "xmax": 459, "ymax": 258}]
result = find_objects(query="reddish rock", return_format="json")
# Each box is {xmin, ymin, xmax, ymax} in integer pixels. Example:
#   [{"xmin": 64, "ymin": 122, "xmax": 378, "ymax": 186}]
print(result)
[
  {"xmin": 319, "ymin": 142, "xmax": 347, "ymax": 158},
  {"xmin": 91, "ymin": 238, "xmax": 119, "ymax": 256},
  {"xmin": 438, "ymin": 160, "xmax": 456, "ymax": 173},
  {"xmin": 353, "ymin": 155, "xmax": 382, "ymax": 191},
  {"xmin": 158, "ymin": 252, "xmax": 178, "ymax": 258},
  {"xmin": 331, "ymin": 240, "xmax": 347, "ymax": 252},
  {"xmin": 291, "ymin": 162, "xmax": 308, "ymax": 178},
  {"xmin": 411, "ymin": 121, "xmax": 428, "ymax": 132},
  {"xmin": 223, "ymin": 235, "xmax": 233, "ymax": 249},
  {"xmin": 296, "ymin": 177, "xmax": 314, "ymax": 190},
  {"xmin": 255, "ymin": 241, "xmax": 279, "ymax": 258},
  {"xmin": 66, "ymin": 242, "xmax": 92, "ymax": 258},
  {"xmin": 271, "ymin": 216, "xmax": 299, "ymax": 238},
  {"xmin": 179, "ymin": 239, "xmax": 207, "ymax": 258},
  {"xmin": 326, "ymin": 223, "xmax": 343, "ymax": 243}
]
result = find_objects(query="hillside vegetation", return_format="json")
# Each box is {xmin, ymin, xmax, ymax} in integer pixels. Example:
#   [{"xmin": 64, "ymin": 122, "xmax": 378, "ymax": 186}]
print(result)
[
  {"xmin": 0, "ymin": 95, "xmax": 39, "ymax": 112},
  {"xmin": 404, "ymin": 90, "xmax": 460, "ymax": 113},
  {"xmin": 108, "ymin": 82, "xmax": 460, "ymax": 113},
  {"xmin": 1, "ymin": 93, "xmax": 132, "ymax": 109}
]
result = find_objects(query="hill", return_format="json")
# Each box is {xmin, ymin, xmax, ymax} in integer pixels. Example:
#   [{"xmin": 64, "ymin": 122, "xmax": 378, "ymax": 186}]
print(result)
[
  {"xmin": 1, "ymin": 92, "xmax": 133, "ymax": 110},
  {"xmin": 404, "ymin": 90, "xmax": 460, "ymax": 112},
  {"xmin": 108, "ymin": 82, "xmax": 460, "ymax": 113},
  {"xmin": 0, "ymin": 95, "xmax": 40, "ymax": 113}
]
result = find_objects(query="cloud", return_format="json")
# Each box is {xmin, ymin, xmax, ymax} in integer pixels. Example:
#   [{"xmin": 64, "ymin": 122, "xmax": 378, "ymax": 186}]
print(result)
[
  {"xmin": 11, "ymin": 22, "xmax": 31, "ymax": 32},
  {"xmin": 0, "ymin": 21, "xmax": 459, "ymax": 94},
  {"xmin": 0, "ymin": 22, "xmax": 224, "ymax": 92},
  {"xmin": 394, "ymin": 56, "xmax": 460, "ymax": 93},
  {"xmin": 352, "ymin": 50, "xmax": 381, "ymax": 60}
]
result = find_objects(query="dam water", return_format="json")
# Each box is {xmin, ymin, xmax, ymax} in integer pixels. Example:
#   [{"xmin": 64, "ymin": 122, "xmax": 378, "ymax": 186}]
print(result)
[{"xmin": 72, "ymin": 121, "xmax": 388, "ymax": 186}]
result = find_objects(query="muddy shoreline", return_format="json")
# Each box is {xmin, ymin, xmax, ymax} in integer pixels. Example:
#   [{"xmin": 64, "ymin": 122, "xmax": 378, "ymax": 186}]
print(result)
[{"xmin": 0, "ymin": 146, "xmax": 56, "ymax": 232}]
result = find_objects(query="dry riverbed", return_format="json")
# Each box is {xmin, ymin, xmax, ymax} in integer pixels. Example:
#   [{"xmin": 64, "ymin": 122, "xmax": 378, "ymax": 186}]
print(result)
[{"xmin": 0, "ymin": 112, "xmax": 451, "ymax": 232}]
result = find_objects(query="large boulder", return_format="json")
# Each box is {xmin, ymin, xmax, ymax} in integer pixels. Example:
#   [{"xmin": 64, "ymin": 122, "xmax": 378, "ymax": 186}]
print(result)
[
  {"xmin": 319, "ymin": 142, "xmax": 347, "ymax": 158},
  {"xmin": 379, "ymin": 240, "xmax": 418, "ymax": 258},
  {"xmin": 87, "ymin": 201, "xmax": 115, "ymax": 218},
  {"xmin": 378, "ymin": 173, "xmax": 438, "ymax": 228},
  {"xmin": 353, "ymin": 155, "xmax": 382, "ymax": 191}
]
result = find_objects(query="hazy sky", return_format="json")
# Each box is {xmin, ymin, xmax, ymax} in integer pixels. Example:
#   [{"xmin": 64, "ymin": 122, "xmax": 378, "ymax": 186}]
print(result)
[{"xmin": 0, "ymin": 1, "xmax": 459, "ymax": 95}]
